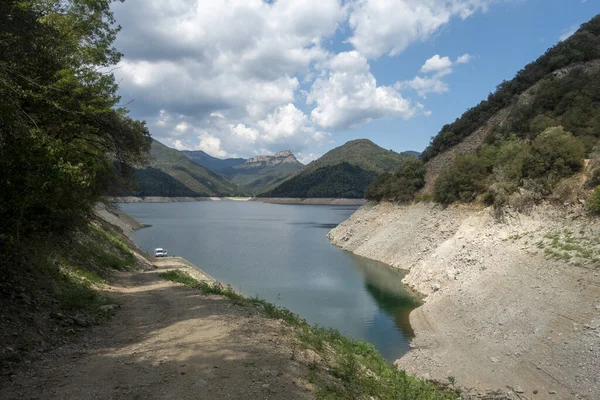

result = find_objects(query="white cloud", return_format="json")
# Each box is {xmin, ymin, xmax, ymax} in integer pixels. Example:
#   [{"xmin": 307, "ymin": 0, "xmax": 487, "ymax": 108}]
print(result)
[
  {"xmin": 155, "ymin": 105, "xmax": 329, "ymax": 158},
  {"xmin": 308, "ymin": 51, "xmax": 416, "ymax": 129},
  {"xmin": 348, "ymin": 0, "xmax": 492, "ymax": 58},
  {"xmin": 396, "ymin": 76, "xmax": 449, "ymax": 97},
  {"xmin": 456, "ymin": 53, "xmax": 473, "ymax": 64},
  {"xmin": 112, "ymin": 0, "xmax": 345, "ymax": 156},
  {"xmin": 397, "ymin": 52, "xmax": 474, "ymax": 98},
  {"xmin": 296, "ymin": 152, "xmax": 322, "ymax": 164},
  {"xmin": 420, "ymin": 54, "xmax": 453, "ymax": 75},
  {"xmin": 110, "ymin": 0, "xmax": 493, "ymax": 157}
]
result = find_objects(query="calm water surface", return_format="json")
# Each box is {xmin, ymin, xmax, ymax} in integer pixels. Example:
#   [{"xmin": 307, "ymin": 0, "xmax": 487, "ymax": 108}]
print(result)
[{"xmin": 120, "ymin": 201, "xmax": 420, "ymax": 361}]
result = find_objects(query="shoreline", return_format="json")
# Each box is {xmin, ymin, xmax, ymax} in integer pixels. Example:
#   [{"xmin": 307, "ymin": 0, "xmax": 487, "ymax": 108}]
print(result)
[
  {"xmin": 108, "ymin": 196, "xmax": 364, "ymax": 205},
  {"xmin": 251, "ymin": 198, "xmax": 365, "ymax": 205},
  {"xmin": 327, "ymin": 201, "xmax": 600, "ymax": 398}
]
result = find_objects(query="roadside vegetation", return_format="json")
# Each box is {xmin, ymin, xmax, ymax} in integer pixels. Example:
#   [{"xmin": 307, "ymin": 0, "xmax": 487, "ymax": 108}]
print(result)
[
  {"xmin": 163, "ymin": 270, "xmax": 459, "ymax": 400},
  {"xmin": 0, "ymin": 0, "xmax": 149, "ymax": 366}
]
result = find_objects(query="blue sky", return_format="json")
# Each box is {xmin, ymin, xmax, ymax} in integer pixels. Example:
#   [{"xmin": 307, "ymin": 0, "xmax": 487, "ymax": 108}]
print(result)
[
  {"xmin": 111, "ymin": 0, "xmax": 599, "ymax": 162},
  {"xmin": 332, "ymin": 0, "xmax": 600, "ymax": 153}
]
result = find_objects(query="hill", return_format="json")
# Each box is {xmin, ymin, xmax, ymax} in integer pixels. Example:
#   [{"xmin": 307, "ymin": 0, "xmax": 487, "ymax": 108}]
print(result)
[
  {"xmin": 219, "ymin": 151, "xmax": 304, "ymax": 195},
  {"xmin": 181, "ymin": 150, "xmax": 246, "ymax": 171},
  {"xmin": 368, "ymin": 14, "xmax": 600, "ymax": 207},
  {"xmin": 114, "ymin": 139, "xmax": 240, "ymax": 197},
  {"xmin": 260, "ymin": 139, "xmax": 411, "ymax": 198}
]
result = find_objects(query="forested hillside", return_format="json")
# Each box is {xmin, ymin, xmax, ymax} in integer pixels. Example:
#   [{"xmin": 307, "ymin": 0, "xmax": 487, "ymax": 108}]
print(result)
[
  {"xmin": 181, "ymin": 150, "xmax": 245, "ymax": 171},
  {"xmin": 260, "ymin": 139, "xmax": 410, "ymax": 198},
  {"xmin": 112, "ymin": 139, "xmax": 240, "ymax": 197},
  {"xmin": 369, "ymin": 15, "xmax": 600, "ymax": 209},
  {"xmin": 421, "ymin": 15, "xmax": 600, "ymax": 162}
]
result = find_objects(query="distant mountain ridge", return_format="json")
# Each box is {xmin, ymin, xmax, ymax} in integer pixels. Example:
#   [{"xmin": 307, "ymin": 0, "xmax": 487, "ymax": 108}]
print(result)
[
  {"xmin": 113, "ymin": 139, "xmax": 240, "ymax": 197},
  {"xmin": 259, "ymin": 139, "xmax": 411, "ymax": 198},
  {"xmin": 219, "ymin": 151, "xmax": 304, "ymax": 195},
  {"xmin": 181, "ymin": 150, "xmax": 245, "ymax": 171}
]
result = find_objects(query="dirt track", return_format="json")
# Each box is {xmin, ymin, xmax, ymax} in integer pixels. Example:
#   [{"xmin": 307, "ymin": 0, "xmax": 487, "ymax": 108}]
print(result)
[{"xmin": 0, "ymin": 262, "xmax": 313, "ymax": 400}]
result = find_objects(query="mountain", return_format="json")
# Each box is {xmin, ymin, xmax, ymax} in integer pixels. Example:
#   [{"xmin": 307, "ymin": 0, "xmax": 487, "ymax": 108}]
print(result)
[
  {"xmin": 259, "ymin": 139, "xmax": 411, "ymax": 198},
  {"xmin": 219, "ymin": 151, "xmax": 304, "ymax": 195},
  {"xmin": 369, "ymin": 14, "xmax": 600, "ymax": 206},
  {"xmin": 181, "ymin": 150, "xmax": 245, "ymax": 171},
  {"xmin": 114, "ymin": 139, "xmax": 240, "ymax": 197},
  {"xmin": 402, "ymin": 151, "xmax": 421, "ymax": 158}
]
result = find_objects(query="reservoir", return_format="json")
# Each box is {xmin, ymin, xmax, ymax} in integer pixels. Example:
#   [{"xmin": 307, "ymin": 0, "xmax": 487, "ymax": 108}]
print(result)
[{"xmin": 120, "ymin": 201, "xmax": 420, "ymax": 361}]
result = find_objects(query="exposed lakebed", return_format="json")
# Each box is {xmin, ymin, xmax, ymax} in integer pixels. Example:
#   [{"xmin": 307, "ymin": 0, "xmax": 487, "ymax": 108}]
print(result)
[{"xmin": 120, "ymin": 201, "xmax": 420, "ymax": 361}]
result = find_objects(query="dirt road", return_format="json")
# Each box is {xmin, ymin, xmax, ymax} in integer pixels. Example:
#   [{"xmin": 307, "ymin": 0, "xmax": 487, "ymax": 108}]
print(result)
[{"xmin": 0, "ymin": 263, "xmax": 314, "ymax": 400}]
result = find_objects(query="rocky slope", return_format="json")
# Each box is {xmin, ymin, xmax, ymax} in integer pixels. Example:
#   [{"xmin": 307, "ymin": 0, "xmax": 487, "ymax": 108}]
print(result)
[
  {"xmin": 219, "ymin": 151, "xmax": 304, "ymax": 195},
  {"xmin": 328, "ymin": 202, "xmax": 600, "ymax": 398}
]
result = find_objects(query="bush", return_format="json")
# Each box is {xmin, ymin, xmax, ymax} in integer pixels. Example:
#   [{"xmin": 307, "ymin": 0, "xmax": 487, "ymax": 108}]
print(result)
[
  {"xmin": 365, "ymin": 157, "xmax": 426, "ymax": 202},
  {"xmin": 525, "ymin": 126, "xmax": 585, "ymax": 180},
  {"xmin": 434, "ymin": 155, "xmax": 488, "ymax": 204},
  {"xmin": 588, "ymin": 186, "xmax": 600, "ymax": 214}
]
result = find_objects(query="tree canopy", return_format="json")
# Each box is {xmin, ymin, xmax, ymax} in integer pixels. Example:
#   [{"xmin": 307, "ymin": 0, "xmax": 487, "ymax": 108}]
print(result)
[{"xmin": 0, "ymin": 0, "xmax": 150, "ymax": 250}]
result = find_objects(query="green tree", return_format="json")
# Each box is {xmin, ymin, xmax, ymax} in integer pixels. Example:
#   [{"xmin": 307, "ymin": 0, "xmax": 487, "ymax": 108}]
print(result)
[
  {"xmin": 525, "ymin": 126, "xmax": 585, "ymax": 180},
  {"xmin": 0, "ymin": 0, "xmax": 150, "ymax": 250},
  {"xmin": 434, "ymin": 155, "xmax": 488, "ymax": 205},
  {"xmin": 365, "ymin": 157, "xmax": 426, "ymax": 202}
]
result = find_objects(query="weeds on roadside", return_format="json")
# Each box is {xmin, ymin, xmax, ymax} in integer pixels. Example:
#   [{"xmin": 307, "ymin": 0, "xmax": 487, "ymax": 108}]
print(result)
[{"xmin": 162, "ymin": 269, "xmax": 459, "ymax": 400}]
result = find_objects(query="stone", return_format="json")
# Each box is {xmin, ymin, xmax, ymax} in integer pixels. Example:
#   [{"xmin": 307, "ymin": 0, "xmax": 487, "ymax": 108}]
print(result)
[
  {"xmin": 548, "ymin": 390, "xmax": 557, "ymax": 394},
  {"xmin": 193, "ymin": 379, "xmax": 208, "ymax": 387},
  {"xmin": 514, "ymin": 386, "xmax": 525, "ymax": 393},
  {"xmin": 490, "ymin": 357, "xmax": 500, "ymax": 363}
]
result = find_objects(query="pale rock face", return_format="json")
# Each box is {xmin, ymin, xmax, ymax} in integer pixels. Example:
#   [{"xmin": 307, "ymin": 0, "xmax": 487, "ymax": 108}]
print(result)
[{"xmin": 240, "ymin": 150, "xmax": 299, "ymax": 168}]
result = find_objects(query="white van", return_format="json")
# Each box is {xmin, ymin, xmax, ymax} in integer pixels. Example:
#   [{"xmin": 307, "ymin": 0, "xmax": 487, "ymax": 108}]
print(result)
[{"xmin": 154, "ymin": 248, "xmax": 167, "ymax": 257}]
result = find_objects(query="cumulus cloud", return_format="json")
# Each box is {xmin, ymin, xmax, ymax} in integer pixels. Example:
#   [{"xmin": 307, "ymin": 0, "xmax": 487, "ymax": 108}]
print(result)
[
  {"xmin": 109, "ymin": 0, "xmax": 490, "ymax": 157},
  {"xmin": 156, "ymin": 104, "xmax": 329, "ymax": 158},
  {"xmin": 397, "ymin": 52, "xmax": 474, "ymax": 98},
  {"xmin": 308, "ymin": 51, "xmax": 416, "ymax": 129},
  {"xmin": 456, "ymin": 53, "xmax": 473, "ymax": 64},
  {"xmin": 420, "ymin": 54, "xmax": 453, "ymax": 76},
  {"xmin": 112, "ymin": 0, "xmax": 345, "ymax": 156},
  {"xmin": 348, "ymin": 0, "xmax": 492, "ymax": 58},
  {"xmin": 396, "ymin": 76, "xmax": 449, "ymax": 97}
]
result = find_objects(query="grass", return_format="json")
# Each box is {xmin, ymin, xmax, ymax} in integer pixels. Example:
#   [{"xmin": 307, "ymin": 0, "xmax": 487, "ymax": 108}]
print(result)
[
  {"xmin": 50, "ymin": 223, "xmax": 133, "ymax": 319},
  {"xmin": 536, "ymin": 230, "xmax": 600, "ymax": 267},
  {"xmin": 162, "ymin": 269, "xmax": 459, "ymax": 400}
]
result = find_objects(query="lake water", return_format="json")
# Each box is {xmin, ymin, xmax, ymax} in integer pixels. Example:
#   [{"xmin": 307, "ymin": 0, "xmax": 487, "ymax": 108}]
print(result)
[{"xmin": 119, "ymin": 201, "xmax": 420, "ymax": 361}]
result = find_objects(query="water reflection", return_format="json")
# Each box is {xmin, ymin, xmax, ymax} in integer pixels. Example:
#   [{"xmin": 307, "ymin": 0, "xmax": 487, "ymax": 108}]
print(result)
[
  {"xmin": 351, "ymin": 256, "xmax": 420, "ymax": 340},
  {"xmin": 121, "ymin": 201, "xmax": 420, "ymax": 361}
]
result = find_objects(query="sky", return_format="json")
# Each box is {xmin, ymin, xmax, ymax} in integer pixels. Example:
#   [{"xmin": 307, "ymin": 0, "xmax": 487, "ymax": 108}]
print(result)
[{"xmin": 110, "ymin": 0, "xmax": 599, "ymax": 164}]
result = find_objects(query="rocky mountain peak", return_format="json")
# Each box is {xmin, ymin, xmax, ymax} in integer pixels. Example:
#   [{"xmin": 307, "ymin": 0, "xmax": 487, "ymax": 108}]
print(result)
[{"xmin": 243, "ymin": 150, "xmax": 300, "ymax": 168}]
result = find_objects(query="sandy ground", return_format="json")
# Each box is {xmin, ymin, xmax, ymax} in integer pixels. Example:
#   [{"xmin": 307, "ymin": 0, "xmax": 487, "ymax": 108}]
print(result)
[
  {"xmin": 328, "ymin": 202, "xmax": 600, "ymax": 399},
  {"xmin": 0, "ymin": 260, "xmax": 314, "ymax": 400}
]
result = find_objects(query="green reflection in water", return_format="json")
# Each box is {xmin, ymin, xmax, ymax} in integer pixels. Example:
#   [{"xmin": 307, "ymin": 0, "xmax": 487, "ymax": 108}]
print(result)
[{"xmin": 351, "ymin": 255, "xmax": 421, "ymax": 339}]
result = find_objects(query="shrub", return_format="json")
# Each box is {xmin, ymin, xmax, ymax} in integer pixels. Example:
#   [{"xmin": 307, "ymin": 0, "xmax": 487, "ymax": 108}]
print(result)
[
  {"xmin": 434, "ymin": 155, "xmax": 488, "ymax": 204},
  {"xmin": 365, "ymin": 157, "xmax": 426, "ymax": 202},
  {"xmin": 525, "ymin": 126, "xmax": 585, "ymax": 180},
  {"xmin": 588, "ymin": 186, "xmax": 600, "ymax": 214}
]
